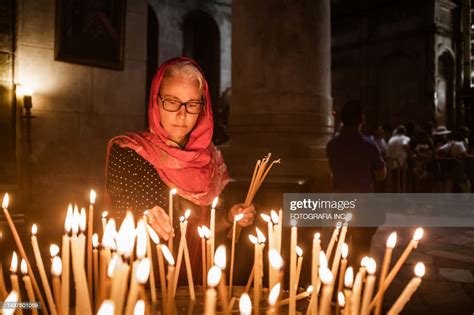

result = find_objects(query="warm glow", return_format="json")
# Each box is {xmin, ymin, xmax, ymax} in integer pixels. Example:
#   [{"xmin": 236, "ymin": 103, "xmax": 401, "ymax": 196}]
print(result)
[
  {"xmin": 314, "ymin": 232, "xmax": 321, "ymax": 240},
  {"xmin": 361, "ymin": 256, "xmax": 370, "ymax": 267},
  {"xmin": 170, "ymin": 188, "xmax": 177, "ymax": 195},
  {"xmin": 268, "ymin": 283, "xmax": 281, "ymax": 305},
  {"xmin": 92, "ymin": 234, "xmax": 99, "ymax": 248},
  {"xmin": 269, "ymin": 249, "xmax": 284, "ymax": 269},
  {"xmin": 102, "ymin": 219, "xmax": 117, "ymax": 250},
  {"xmin": 107, "ymin": 255, "xmax": 121, "ymax": 278},
  {"xmin": 136, "ymin": 258, "xmax": 151, "ymax": 284},
  {"xmin": 296, "ymin": 245, "xmax": 303, "ymax": 257},
  {"xmin": 2, "ymin": 193, "xmax": 9, "ymax": 209},
  {"xmin": 80, "ymin": 208, "xmax": 87, "ymax": 233},
  {"xmin": 51, "ymin": 256, "xmax": 62, "ymax": 277},
  {"xmin": 72, "ymin": 205, "xmax": 80, "ymax": 235},
  {"xmin": 260, "ymin": 213, "xmax": 270, "ymax": 223},
  {"xmin": 20, "ymin": 259, "xmax": 27, "ymax": 274},
  {"xmin": 161, "ymin": 245, "xmax": 175, "ymax": 265},
  {"xmin": 338, "ymin": 291, "xmax": 346, "ymax": 307},
  {"xmin": 214, "ymin": 245, "xmax": 226, "ymax": 270},
  {"xmin": 239, "ymin": 293, "xmax": 252, "ymax": 314},
  {"xmin": 90, "ymin": 189, "xmax": 97, "ymax": 204},
  {"xmin": 179, "ymin": 216, "xmax": 184, "ymax": 223},
  {"xmin": 65, "ymin": 204, "xmax": 73, "ymax": 233},
  {"xmin": 319, "ymin": 267, "xmax": 333, "ymax": 285},
  {"xmin": 3, "ymin": 290, "xmax": 19, "ymax": 315},
  {"xmin": 344, "ymin": 267, "xmax": 354, "ymax": 288},
  {"xmin": 184, "ymin": 209, "xmax": 191, "ymax": 220},
  {"xmin": 201, "ymin": 226, "xmax": 211, "ymax": 239},
  {"xmin": 197, "ymin": 226, "xmax": 204, "ymax": 239},
  {"xmin": 414, "ymin": 262, "xmax": 426, "ymax": 277},
  {"xmin": 248, "ymin": 234, "xmax": 257, "ymax": 245},
  {"xmin": 31, "ymin": 224, "xmax": 38, "ymax": 235},
  {"xmin": 387, "ymin": 232, "xmax": 397, "ymax": 248},
  {"xmin": 207, "ymin": 266, "xmax": 222, "ymax": 287},
  {"xmin": 366, "ymin": 258, "xmax": 376, "ymax": 275},
  {"xmin": 256, "ymin": 227, "xmax": 266, "ymax": 243},
  {"xmin": 117, "ymin": 211, "xmax": 136, "ymax": 257},
  {"xmin": 102, "ymin": 211, "xmax": 108, "ymax": 219},
  {"xmin": 133, "ymin": 300, "xmax": 145, "ymax": 315},
  {"xmin": 136, "ymin": 220, "xmax": 147, "ymax": 260},
  {"xmin": 319, "ymin": 251, "xmax": 328, "ymax": 269},
  {"xmin": 50, "ymin": 244, "xmax": 60, "ymax": 257},
  {"xmin": 270, "ymin": 210, "xmax": 279, "ymax": 224},
  {"xmin": 234, "ymin": 213, "xmax": 244, "ymax": 222},
  {"xmin": 10, "ymin": 252, "xmax": 18, "ymax": 273},
  {"xmin": 211, "ymin": 196, "xmax": 218, "ymax": 209},
  {"xmin": 341, "ymin": 243, "xmax": 349, "ymax": 259},
  {"xmin": 306, "ymin": 285, "xmax": 314, "ymax": 293},
  {"xmin": 16, "ymin": 84, "xmax": 34, "ymax": 96},
  {"xmin": 97, "ymin": 300, "xmax": 115, "ymax": 315},
  {"xmin": 413, "ymin": 228, "xmax": 424, "ymax": 241},
  {"xmin": 147, "ymin": 224, "xmax": 160, "ymax": 244}
]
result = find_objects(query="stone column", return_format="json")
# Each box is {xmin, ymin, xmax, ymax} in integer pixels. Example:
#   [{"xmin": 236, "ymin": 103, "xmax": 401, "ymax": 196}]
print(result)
[{"xmin": 223, "ymin": 0, "xmax": 333, "ymax": 209}]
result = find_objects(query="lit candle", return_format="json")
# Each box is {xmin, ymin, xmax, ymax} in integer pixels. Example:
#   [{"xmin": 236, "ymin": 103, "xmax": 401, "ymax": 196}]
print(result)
[
  {"xmin": 172, "ymin": 211, "xmax": 193, "ymax": 298},
  {"xmin": 79, "ymin": 207, "xmax": 88, "ymax": 267},
  {"xmin": 92, "ymin": 233, "xmax": 99, "ymax": 310},
  {"xmin": 319, "ymin": 267, "xmax": 334, "ymax": 315},
  {"xmin": 387, "ymin": 262, "xmax": 425, "ymax": 315},
  {"xmin": 198, "ymin": 226, "xmax": 207, "ymax": 290},
  {"xmin": 370, "ymin": 228, "xmax": 424, "ymax": 311},
  {"xmin": 97, "ymin": 300, "xmax": 115, "ymax": 315},
  {"xmin": 87, "ymin": 189, "xmax": 96, "ymax": 302},
  {"xmin": 51, "ymin": 256, "xmax": 62, "ymax": 314},
  {"xmin": 109, "ymin": 255, "xmax": 130, "ymax": 315},
  {"xmin": 239, "ymin": 292, "xmax": 252, "ymax": 315},
  {"xmin": 344, "ymin": 266, "xmax": 354, "ymax": 315},
  {"xmin": 338, "ymin": 291, "xmax": 346, "ymax": 314},
  {"xmin": 133, "ymin": 300, "xmax": 145, "ymax": 315},
  {"xmin": 0, "ymin": 259, "xmax": 7, "ymax": 300},
  {"xmin": 2, "ymin": 290, "xmax": 19, "ymax": 315},
  {"xmin": 210, "ymin": 196, "xmax": 218, "ymax": 266},
  {"xmin": 125, "ymin": 258, "xmax": 150, "ymax": 315},
  {"xmin": 336, "ymin": 243, "xmax": 349, "ymax": 315},
  {"xmin": 49, "ymin": 244, "xmax": 60, "ymax": 259},
  {"xmin": 267, "ymin": 283, "xmax": 281, "ymax": 314},
  {"xmin": 102, "ymin": 218, "xmax": 117, "ymax": 265},
  {"xmin": 161, "ymin": 244, "xmax": 176, "ymax": 310},
  {"xmin": 289, "ymin": 224, "xmax": 297, "ymax": 315},
  {"xmin": 21, "ymin": 259, "xmax": 39, "ymax": 315},
  {"xmin": 202, "ymin": 225, "xmax": 212, "ymax": 273},
  {"xmin": 139, "ymin": 218, "xmax": 157, "ymax": 304},
  {"xmin": 147, "ymin": 224, "xmax": 166, "ymax": 303},
  {"xmin": 205, "ymin": 266, "xmax": 221, "ymax": 315},
  {"xmin": 230, "ymin": 213, "xmax": 244, "ymax": 297},
  {"xmin": 360, "ymin": 258, "xmax": 377, "ymax": 315},
  {"xmin": 31, "ymin": 224, "xmax": 58, "ymax": 315},
  {"xmin": 169, "ymin": 188, "xmax": 177, "ymax": 254},
  {"xmin": 9, "ymin": 252, "xmax": 23, "ymax": 315},
  {"xmin": 331, "ymin": 222, "xmax": 348, "ymax": 278},
  {"xmin": 181, "ymin": 210, "xmax": 195, "ymax": 301},
  {"xmin": 276, "ymin": 209, "xmax": 283, "ymax": 254},
  {"xmin": 326, "ymin": 221, "xmax": 342, "ymax": 263},
  {"xmin": 101, "ymin": 211, "xmax": 108, "ymax": 236},
  {"xmin": 375, "ymin": 232, "xmax": 397, "ymax": 315},
  {"xmin": 268, "ymin": 249, "xmax": 284, "ymax": 293},
  {"xmin": 295, "ymin": 245, "xmax": 304, "ymax": 290},
  {"xmin": 310, "ymin": 233, "xmax": 321, "ymax": 315},
  {"xmin": 61, "ymin": 204, "xmax": 72, "ymax": 315},
  {"xmin": 214, "ymin": 245, "xmax": 230, "ymax": 313},
  {"xmin": 2, "ymin": 194, "xmax": 45, "ymax": 313},
  {"xmin": 351, "ymin": 257, "xmax": 368, "ymax": 315},
  {"xmin": 261, "ymin": 213, "xmax": 274, "ymax": 289}
]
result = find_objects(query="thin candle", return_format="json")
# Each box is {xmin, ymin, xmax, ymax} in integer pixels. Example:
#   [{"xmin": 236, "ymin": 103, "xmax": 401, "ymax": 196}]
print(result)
[
  {"xmin": 87, "ymin": 189, "xmax": 96, "ymax": 302},
  {"xmin": 210, "ymin": 196, "xmax": 218, "ymax": 266},
  {"xmin": 267, "ymin": 283, "xmax": 281, "ymax": 315},
  {"xmin": 139, "ymin": 219, "xmax": 157, "ymax": 304},
  {"xmin": 310, "ymin": 233, "xmax": 321, "ymax": 315},
  {"xmin": 147, "ymin": 224, "xmax": 166, "ymax": 303},
  {"xmin": 51, "ymin": 256, "xmax": 62, "ymax": 313},
  {"xmin": 205, "ymin": 266, "xmax": 221, "ymax": 315},
  {"xmin": 23, "ymin": 259, "xmax": 37, "ymax": 315},
  {"xmin": 338, "ymin": 291, "xmax": 346, "ymax": 314},
  {"xmin": 92, "ymin": 234, "xmax": 99, "ymax": 310},
  {"xmin": 387, "ymin": 262, "xmax": 425, "ymax": 315},
  {"xmin": 215, "ymin": 245, "xmax": 230, "ymax": 313},
  {"xmin": 61, "ymin": 204, "xmax": 72, "ymax": 315},
  {"xmin": 295, "ymin": 245, "xmax": 304, "ymax": 290},
  {"xmin": 375, "ymin": 232, "xmax": 397, "ymax": 315},
  {"xmin": 289, "ymin": 224, "xmax": 297, "ymax": 315},
  {"xmin": 125, "ymin": 258, "xmax": 150, "ymax": 315},
  {"xmin": 0, "ymin": 260, "xmax": 7, "ymax": 300},
  {"xmin": 161, "ymin": 244, "xmax": 176, "ymax": 309},
  {"xmin": 336, "ymin": 243, "xmax": 349, "ymax": 315},
  {"xmin": 360, "ymin": 258, "xmax": 377, "ymax": 315},
  {"xmin": 319, "ymin": 267, "xmax": 334, "ymax": 315},
  {"xmin": 9, "ymin": 252, "xmax": 23, "ymax": 315},
  {"xmin": 181, "ymin": 211, "xmax": 195, "ymax": 300},
  {"xmin": 351, "ymin": 257, "xmax": 368, "ymax": 315},
  {"xmin": 230, "ymin": 213, "xmax": 244, "ymax": 297},
  {"xmin": 344, "ymin": 266, "xmax": 354, "ymax": 315},
  {"xmin": 49, "ymin": 244, "xmax": 60, "ymax": 258},
  {"xmin": 326, "ymin": 221, "xmax": 342, "ymax": 263},
  {"xmin": 169, "ymin": 188, "xmax": 177, "ymax": 254}
]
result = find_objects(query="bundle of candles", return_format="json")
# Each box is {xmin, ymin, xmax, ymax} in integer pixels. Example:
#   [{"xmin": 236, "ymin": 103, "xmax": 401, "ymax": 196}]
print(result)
[{"xmin": 1, "ymin": 190, "xmax": 425, "ymax": 315}]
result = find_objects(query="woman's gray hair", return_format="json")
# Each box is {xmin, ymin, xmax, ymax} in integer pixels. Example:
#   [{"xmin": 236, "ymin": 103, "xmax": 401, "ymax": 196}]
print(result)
[{"xmin": 162, "ymin": 61, "xmax": 205, "ymax": 94}]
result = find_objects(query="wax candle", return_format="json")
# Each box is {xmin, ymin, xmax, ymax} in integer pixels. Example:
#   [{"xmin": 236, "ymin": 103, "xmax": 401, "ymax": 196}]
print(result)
[
  {"xmin": 351, "ymin": 257, "xmax": 368, "ymax": 315},
  {"xmin": 172, "ymin": 216, "xmax": 186, "ymax": 296},
  {"xmin": 331, "ymin": 222, "xmax": 348, "ymax": 279},
  {"xmin": 138, "ymin": 219, "xmax": 157, "ymax": 304},
  {"xmin": 92, "ymin": 233, "xmax": 99, "ymax": 310},
  {"xmin": 51, "ymin": 256, "xmax": 62, "ymax": 313},
  {"xmin": 2, "ymin": 290, "xmax": 19, "ymax": 315},
  {"xmin": 125, "ymin": 258, "xmax": 150, "ymax": 315},
  {"xmin": 31, "ymin": 224, "xmax": 58, "ymax": 315},
  {"xmin": 375, "ymin": 232, "xmax": 397, "ymax": 315},
  {"xmin": 326, "ymin": 221, "xmax": 342, "ymax": 263},
  {"xmin": 338, "ymin": 291, "xmax": 346, "ymax": 314},
  {"xmin": 79, "ymin": 207, "xmax": 87, "ymax": 267},
  {"xmin": 61, "ymin": 205, "xmax": 72, "ymax": 315},
  {"xmin": 310, "ymin": 233, "xmax": 321, "ymax": 315},
  {"xmin": 147, "ymin": 224, "xmax": 166, "ymax": 303},
  {"xmin": 161, "ymin": 244, "xmax": 175, "ymax": 309},
  {"xmin": 214, "ymin": 245, "xmax": 230, "ymax": 313},
  {"xmin": 197, "ymin": 226, "xmax": 207, "ymax": 290},
  {"xmin": 97, "ymin": 300, "xmax": 115, "ymax": 315},
  {"xmin": 109, "ymin": 255, "xmax": 130, "ymax": 315},
  {"xmin": 267, "ymin": 283, "xmax": 281, "ymax": 315},
  {"xmin": 210, "ymin": 196, "xmax": 218, "ymax": 265},
  {"xmin": 289, "ymin": 224, "xmax": 297, "ymax": 315},
  {"xmin": 20, "ymin": 259, "xmax": 38, "ymax": 315},
  {"xmin": 205, "ymin": 266, "xmax": 221, "ymax": 315},
  {"xmin": 0, "ymin": 260, "xmax": 7, "ymax": 300},
  {"xmin": 169, "ymin": 188, "xmax": 177, "ymax": 254},
  {"xmin": 387, "ymin": 262, "xmax": 425, "ymax": 315},
  {"xmin": 133, "ymin": 300, "xmax": 145, "ymax": 315},
  {"xmin": 239, "ymin": 293, "xmax": 252, "ymax": 315},
  {"xmin": 336, "ymin": 243, "xmax": 349, "ymax": 315},
  {"xmin": 344, "ymin": 266, "xmax": 354, "ymax": 315},
  {"xmin": 295, "ymin": 245, "xmax": 304, "ymax": 290},
  {"xmin": 319, "ymin": 267, "xmax": 334, "ymax": 315},
  {"xmin": 9, "ymin": 252, "xmax": 23, "ymax": 315},
  {"xmin": 87, "ymin": 189, "xmax": 96, "ymax": 302},
  {"xmin": 360, "ymin": 258, "xmax": 377, "ymax": 315},
  {"xmin": 268, "ymin": 249, "xmax": 284, "ymax": 290},
  {"xmin": 181, "ymin": 212, "xmax": 195, "ymax": 301},
  {"xmin": 230, "ymin": 213, "xmax": 244, "ymax": 297},
  {"xmin": 261, "ymin": 213, "xmax": 274, "ymax": 289}
]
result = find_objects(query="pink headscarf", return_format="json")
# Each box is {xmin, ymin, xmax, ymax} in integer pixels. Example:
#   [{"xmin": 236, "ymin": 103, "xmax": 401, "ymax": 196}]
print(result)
[{"xmin": 106, "ymin": 57, "xmax": 229, "ymax": 206}]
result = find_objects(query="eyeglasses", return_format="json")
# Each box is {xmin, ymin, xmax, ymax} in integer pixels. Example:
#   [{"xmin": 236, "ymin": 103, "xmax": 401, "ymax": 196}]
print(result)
[{"xmin": 157, "ymin": 94, "xmax": 204, "ymax": 114}]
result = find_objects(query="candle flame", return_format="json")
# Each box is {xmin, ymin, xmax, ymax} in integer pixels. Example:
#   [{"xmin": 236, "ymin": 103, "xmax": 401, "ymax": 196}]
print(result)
[
  {"xmin": 268, "ymin": 283, "xmax": 281, "ymax": 305},
  {"xmin": 10, "ymin": 252, "xmax": 18, "ymax": 273},
  {"xmin": 50, "ymin": 244, "xmax": 60, "ymax": 257},
  {"xmin": 3, "ymin": 290, "xmax": 18, "ymax": 315},
  {"xmin": 101, "ymin": 211, "xmax": 108, "ymax": 218},
  {"xmin": 117, "ymin": 211, "xmax": 136, "ymax": 257},
  {"xmin": 314, "ymin": 232, "xmax": 320, "ymax": 240},
  {"xmin": 65, "ymin": 204, "xmax": 73, "ymax": 233},
  {"xmin": 361, "ymin": 256, "xmax": 370, "ymax": 267},
  {"xmin": 92, "ymin": 234, "xmax": 99, "ymax": 248},
  {"xmin": 269, "ymin": 249, "xmax": 284, "ymax": 269},
  {"xmin": 97, "ymin": 300, "xmax": 115, "ymax": 315},
  {"xmin": 214, "ymin": 245, "xmax": 226, "ymax": 270},
  {"xmin": 319, "ymin": 251, "xmax": 328, "ymax": 269},
  {"xmin": 414, "ymin": 262, "xmax": 425, "ymax": 277},
  {"xmin": 413, "ymin": 228, "xmax": 424, "ymax": 241},
  {"xmin": 306, "ymin": 285, "xmax": 314, "ymax": 293},
  {"xmin": 207, "ymin": 266, "xmax": 222, "ymax": 287},
  {"xmin": 234, "ymin": 213, "xmax": 244, "ymax": 222},
  {"xmin": 260, "ymin": 213, "xmax": 270, "ymax": 223},
  {"xmin": 184, "ymin": 209, "xmax": 191, "ymax": 219},
  {"xmin": 270, "ymin": 210, "xmax": 279, "ymax": 224},
  {"xmin": 90, "ymin": 189, "xmax": 96, "ymax": 204},
  {"xmin": 336, "ymin": 221, "xmax": 342, "ymax": 229},
  {"xmin": 72, "ymin": 205, "xmax": 80, "ymax": 235},
  {"xmin": 107, "ymin": 255, "xmax": 121, "ymax": 278},
  {"xmin": 133, "ymin": 300, "xmax": 145, "ymax": 315},
  {"xmin": 146, "ymin": 224, "xmax": 160, "ymax": 244},
  {"xmin": 2, "ymin": 193, "xmax": 9, "ymax": 209},
  {"xmin": 179, "ymin": 216, "xmax": 184, "ymax": 223},
  {"xmin": 366, "ymin": 258, "xmax": 376, "ymax": 275},
  {"xmin": 201, "ymin": 225, "xmax": 211, "ymax": 239},
  {"xmin": 197, "ymin": 226, "xmax": 204, "ymax": 239},
  {"xmin": 248, "ymin": 234, "xmax": 257, "ymax": 245},
  {"xmin": 256, "ymin": 227, "xmax": 266, "ymax": 243},
  {"xmin": 319, "ymin": 267, "xmax": 333, "ymax": 285},
  {"xmin": 296, "ymin": 245, "xmax": 303, "ymax": 257},
  {"xmin": 341, "ymin": 243, "xmax": 349, "ymax": 259},
  {"xmin": 102, "ymin": 219, "xmax": 117, "ymax": 250},
  {"xmin": 387, "ymin": 232, "xmax": 397, "ymax": 248},
  {"xmin": 211, "ymin": 196, "xmax": 218, "ymax": 209},
  {"xmin": 338, "ymin": 291, "xmax": 346, "ymax": 307},
  {"xmin": 344, "ymin": 267, "xmax": 354, "ymax": 288},
  {"xmin": 136, "ymin": 220, "xmax": 147, "ymax": 259},
  {"xmin": 170, "ymin": 188, "xmax": 177, "ymax": 195},
  {"xmin": 136, "ymin": 258, "xmax": 151, "ymax": 284},
  {"xmin": 160, "ymin": 245, "xmax": 175, "ymax": 265},
  {"xmin": 31, "ymin": 224, "xmax": 38, "ymax": 235},
  {"xmin": 80, "ymin": 208, "xmax": 87, "ymax": 232},
  {"xmin": 20, "ymin": 259, "xmax": 27, "ymax": 274},
  {"xmin": 51, "ymin": 256, "xmax": 62, "ymax": 276},
  {"xmin": 239, "ymin": 293, "xmax": 252, "ymax": 313}
]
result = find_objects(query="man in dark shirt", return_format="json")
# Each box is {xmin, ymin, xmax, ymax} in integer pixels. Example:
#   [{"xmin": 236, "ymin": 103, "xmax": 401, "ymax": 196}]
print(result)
[{"xmin": 326, "ymin": 100, "xmax": 387, "ymax": 263}]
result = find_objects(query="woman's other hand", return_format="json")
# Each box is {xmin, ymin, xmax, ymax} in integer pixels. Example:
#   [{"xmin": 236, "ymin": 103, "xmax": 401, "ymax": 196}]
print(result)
[
  {"xmin": 228, "ymin": 203, "xmax": 256, "ymax": 227},
  {"xmin": 145, "ymin": 205, "xmax": 174, "ymax": 241}
]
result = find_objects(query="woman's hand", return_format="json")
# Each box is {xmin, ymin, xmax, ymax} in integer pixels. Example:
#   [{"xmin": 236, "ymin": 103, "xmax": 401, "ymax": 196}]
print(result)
[
  {"xmin": 145, "ymin": 205, "xmax": 174, "ymax": 241},
  {"xmin": 228, "ymin": 203, "xmax": 256, "ymax": 227}
]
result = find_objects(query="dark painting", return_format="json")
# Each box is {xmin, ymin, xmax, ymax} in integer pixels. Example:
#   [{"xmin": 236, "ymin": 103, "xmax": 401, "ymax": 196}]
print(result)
[{"xmin": 55, "ymin": 0, "xmax": 127, "ymax": 70}]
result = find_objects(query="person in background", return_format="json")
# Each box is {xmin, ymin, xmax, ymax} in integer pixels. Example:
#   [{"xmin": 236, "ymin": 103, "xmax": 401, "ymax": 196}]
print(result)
[{"xmin": 370, "ymin": 125, "xmax": 388, "ymax": 157}]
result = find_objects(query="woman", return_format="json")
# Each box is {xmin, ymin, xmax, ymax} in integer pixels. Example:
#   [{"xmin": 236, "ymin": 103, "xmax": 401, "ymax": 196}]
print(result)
[{"xmin": 105, "ymin": 57, "xmax": 255, "ymax": 278}]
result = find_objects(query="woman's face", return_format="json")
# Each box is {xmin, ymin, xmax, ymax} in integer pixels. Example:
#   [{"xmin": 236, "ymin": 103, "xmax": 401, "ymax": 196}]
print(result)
[{"xmin": 158, "ymin": 75, "xmax": 202, "ymax": 146}]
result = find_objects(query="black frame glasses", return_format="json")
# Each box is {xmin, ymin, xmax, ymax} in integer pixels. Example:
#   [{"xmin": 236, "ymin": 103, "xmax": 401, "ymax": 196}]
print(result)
[{"xmin": 157, "ymin": 94, "xmax": 204, "ymax": 114}]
